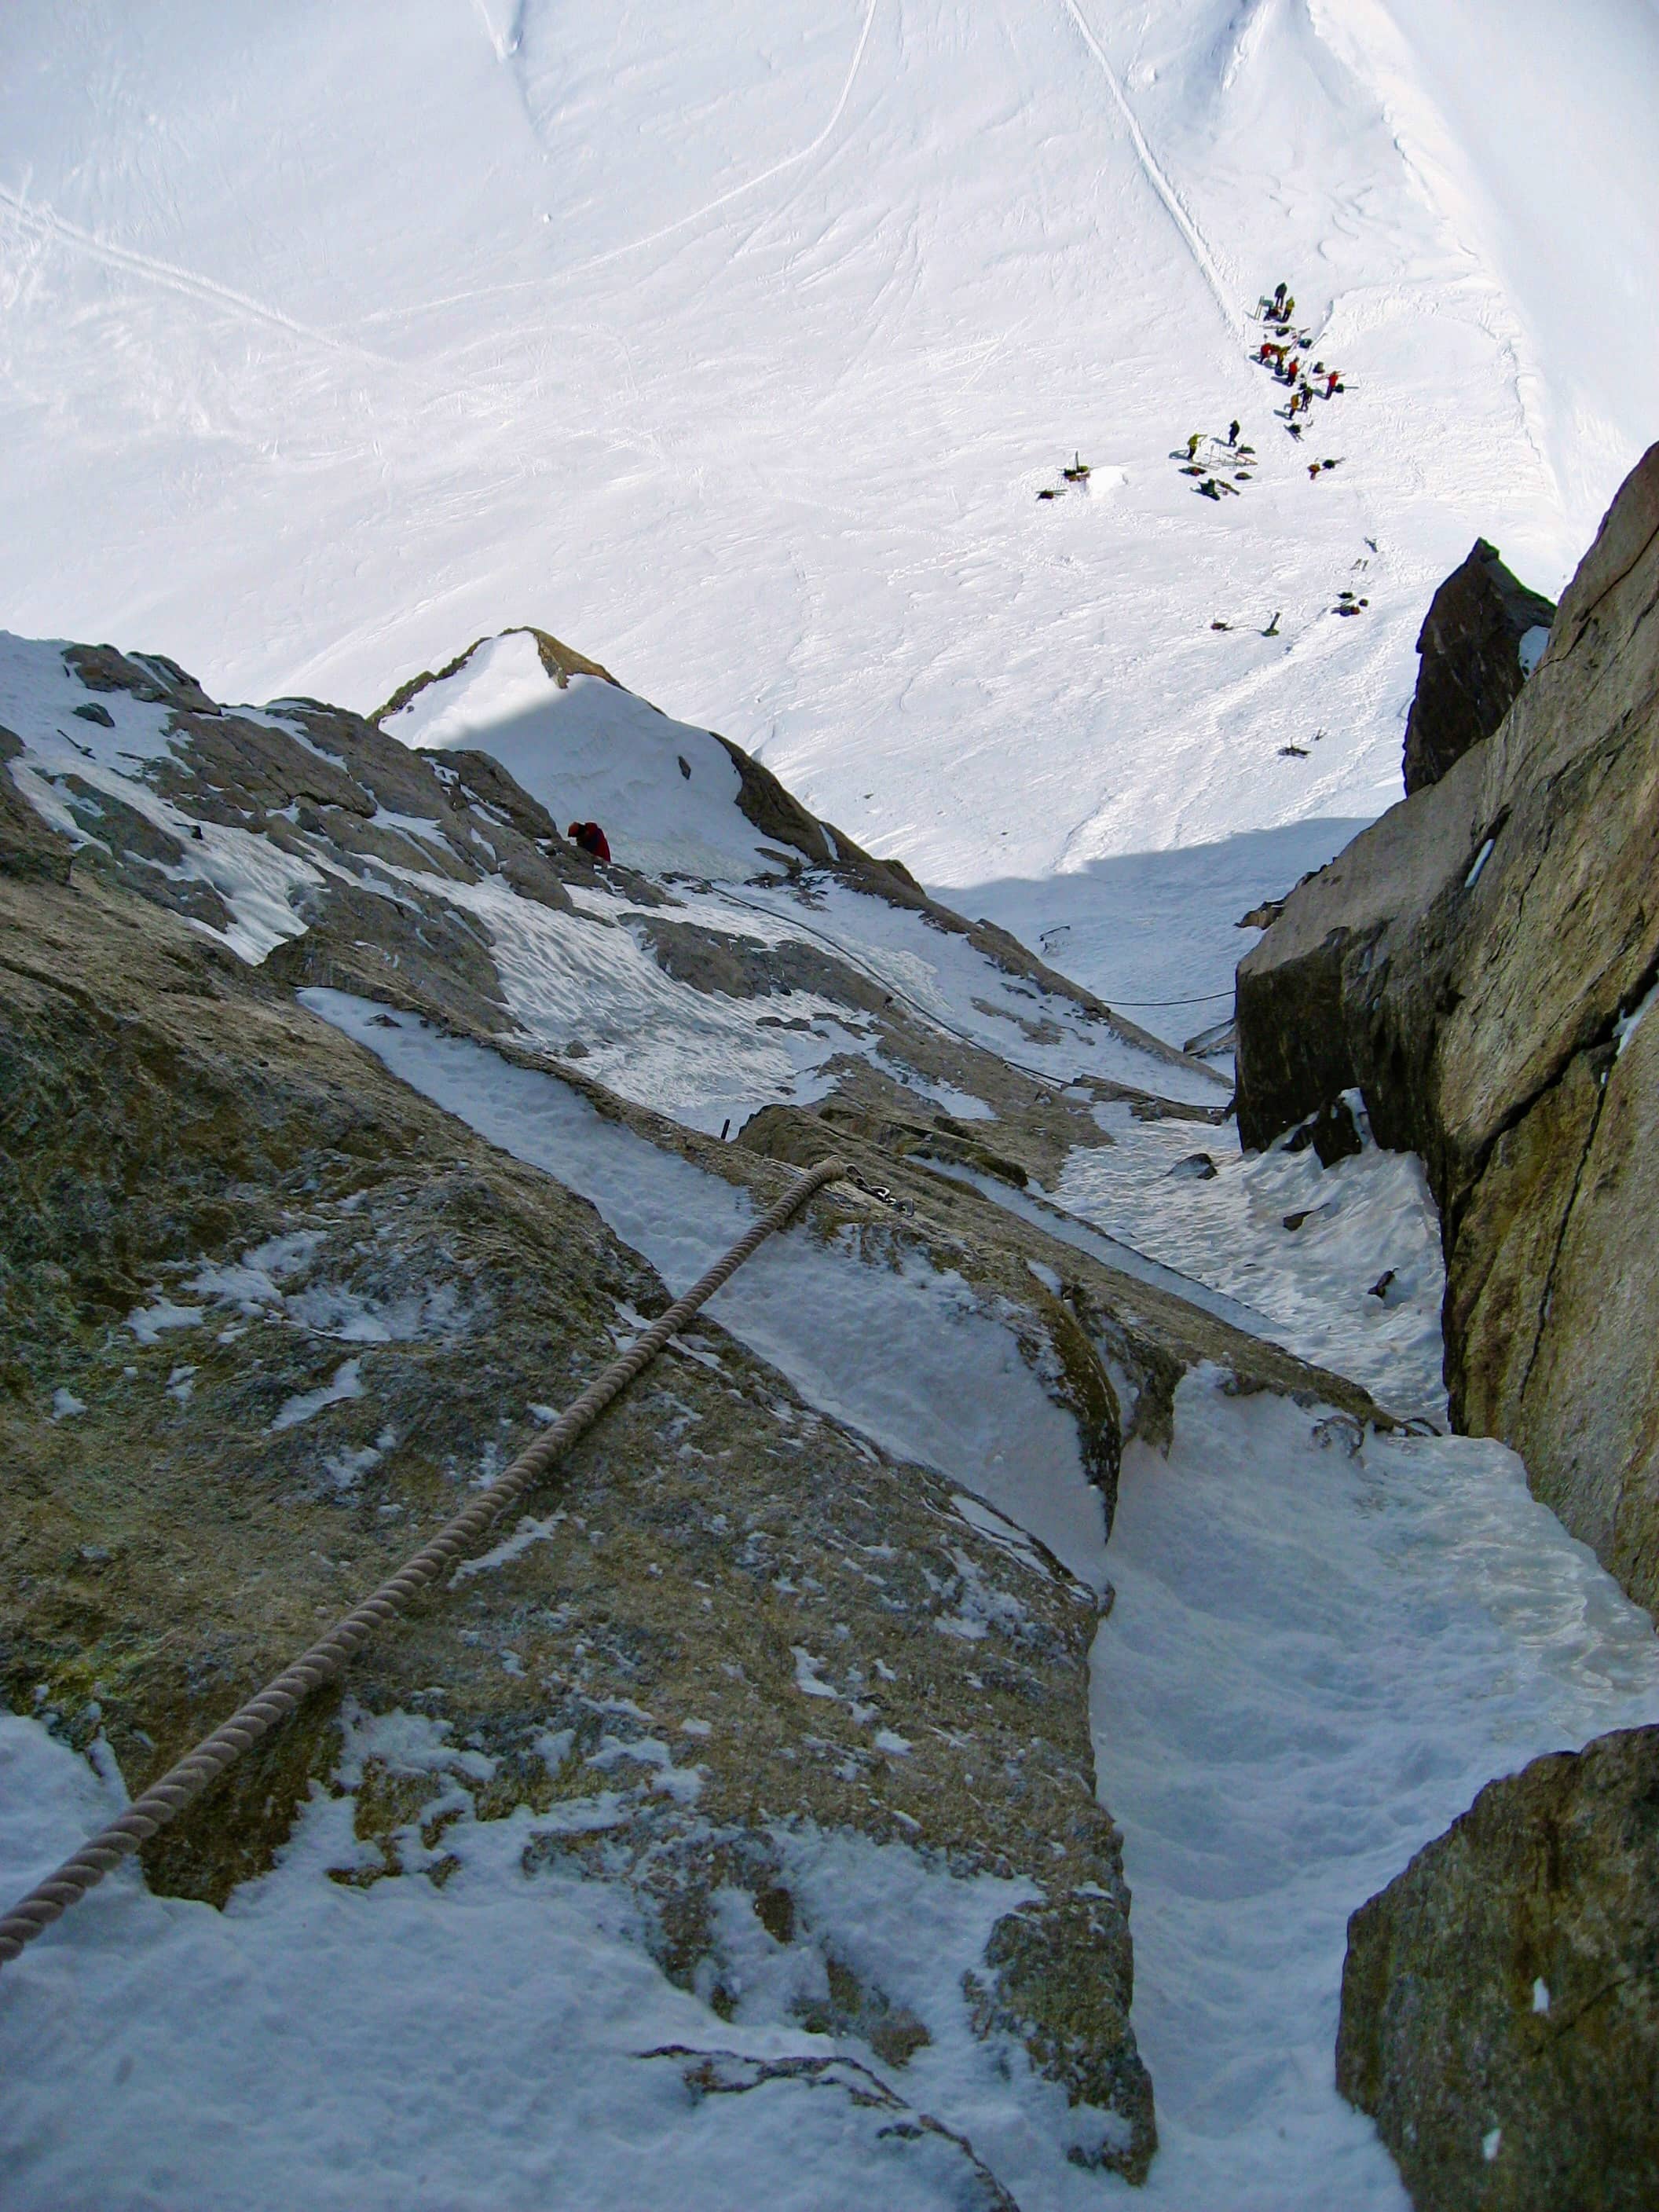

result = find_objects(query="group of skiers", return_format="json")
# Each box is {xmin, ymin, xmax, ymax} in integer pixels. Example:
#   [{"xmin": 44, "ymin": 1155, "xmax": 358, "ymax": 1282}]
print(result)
[
  {"xmin": 1258, "ymin": 342, "xmax": 1343, "ymax": 408},
  {"xmin": 1169, "ymin": 280, "xmax": 1351, "ymax": 501},
  {"xmin": 1265, "ymin": 358, "xmax": 1342, "ymax": 408},
  {"xmin": 1254, "ymin": 279, "xmax": 1346, "ymax": 452}
]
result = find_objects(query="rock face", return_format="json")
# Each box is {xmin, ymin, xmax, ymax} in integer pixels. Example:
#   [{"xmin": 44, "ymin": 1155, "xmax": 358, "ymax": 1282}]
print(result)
[
  {"xmin": 0, "ymin": 732, "xmax": 72, "ymax": 884},
  {"xmin": 1, "ymin": 840, "xmax": 1164, "ymax": 2179},
  {"xmin": 1402, "ymin": 539, "xmax": 1556, "ymax": 795},
  {"xmin": 1235, "ymin": 442, "xmax": 1659, "ymax": 1617},
  {"xmin": 1336, "ymin": 1723, "xmax": 1659, "ymax": 2210}
]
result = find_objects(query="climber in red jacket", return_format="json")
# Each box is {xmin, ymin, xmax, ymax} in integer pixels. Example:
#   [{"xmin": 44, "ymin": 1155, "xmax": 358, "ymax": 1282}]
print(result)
[{"xmin": 567, "ymin": 820, "xmax": 612, "ymax": 864}]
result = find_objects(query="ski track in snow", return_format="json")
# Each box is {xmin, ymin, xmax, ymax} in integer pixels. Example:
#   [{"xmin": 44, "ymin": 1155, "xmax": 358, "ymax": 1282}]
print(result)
[
  {"xmin": 524, "ymin": 0, "xmax": 884, "ymax": 293},
  {"xmin": 0, "ymin": 180, "xmax": 386, "ymax": 363},
  {"xmin": 1053, "ymin": 0, "xmax": 1245, "ymax": 340},
  {"xmin": 379, "ymin": 0, "xmax": 883, "ymax": 319}
]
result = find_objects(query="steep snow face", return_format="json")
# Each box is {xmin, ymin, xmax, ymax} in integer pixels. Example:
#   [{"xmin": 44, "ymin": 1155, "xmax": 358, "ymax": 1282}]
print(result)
[
  {"xmin": 386, "ymin": 633, "xmax": 774, "ymax": 881},
  {"xmin": 2, "ymin": 0, "xmax": 1653, "ymax": 928}
]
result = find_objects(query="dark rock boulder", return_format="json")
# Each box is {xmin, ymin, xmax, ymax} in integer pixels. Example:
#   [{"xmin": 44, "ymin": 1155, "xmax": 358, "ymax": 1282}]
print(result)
[
  {"xmin": 1337, "ymin": 1723, "xmax": 1659, "ymax": 2210},
  {"xmin": 0, "ymin": 727, "xmax": 73, "ymax": 884},
  {"xmin": 1233, "ymin": 442, "xmax": 1659, "ymax": 1616},
  {"xmin": 1402, "ymin": 540, "xmax": 1556, "ymax": 795}
]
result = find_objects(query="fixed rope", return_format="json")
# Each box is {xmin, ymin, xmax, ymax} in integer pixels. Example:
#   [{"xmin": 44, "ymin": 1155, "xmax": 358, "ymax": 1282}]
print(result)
[{"xmin": 0, "ymin": 1156, "xmax": 844, "ymax": 1976}]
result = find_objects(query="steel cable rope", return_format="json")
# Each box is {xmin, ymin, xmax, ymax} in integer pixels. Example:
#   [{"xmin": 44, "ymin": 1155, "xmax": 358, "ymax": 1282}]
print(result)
[
  {"xmin": 1101, "ymin": 988, "xmax": 1233, "ymax": 1008},
  {"xmin": 0, "ymin": 1157, "xmax": 844, "ymax": 1976},
  {"xmin": 709, "ymin": 881, "xmax": 1228, "ymax": 1091}
]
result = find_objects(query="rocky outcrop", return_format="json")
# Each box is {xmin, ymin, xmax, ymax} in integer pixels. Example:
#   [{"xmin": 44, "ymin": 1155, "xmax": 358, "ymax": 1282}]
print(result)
[
  {"xmin": 1337, "ymin": 1723, "xmax": 1659, "ymax": 2210},
  {"xmin": 1234, "ymin": 442, "xmax": 1659, "ymax": 1616},
  {"xmin": 0, "ymin": 729, "xmax": 72, "ymax": 884},
  {"xmin": 1, "ymin": 617, "xmax": 1396, "ymax": 2185},
  {"xmin": 0, "ymin": 856, "xmax": 1161, "ymax": 2178},
  {"xmin": 1402, "ymin": 540, "xmax": 1556, "ymax": 794}
]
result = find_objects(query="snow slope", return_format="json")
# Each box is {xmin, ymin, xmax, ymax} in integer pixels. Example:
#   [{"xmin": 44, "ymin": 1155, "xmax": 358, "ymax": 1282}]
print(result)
[
  {"xmin": 386, "ymin": 632, "xmax": 778, "ymax": 884},
  {"xmin": 2, "ymin": 0, "xmax": 1655, "ymax": 980},
  {"xmin": 383, "ymin": 625, "xmax": 1229, "ymax": 1104}
]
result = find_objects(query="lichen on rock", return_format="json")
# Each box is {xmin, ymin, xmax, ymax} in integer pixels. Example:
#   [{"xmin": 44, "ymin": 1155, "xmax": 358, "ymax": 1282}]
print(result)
[{"xmin": 1337, "ymin": 1723, "xmax": 1659, "ymax": 2212}]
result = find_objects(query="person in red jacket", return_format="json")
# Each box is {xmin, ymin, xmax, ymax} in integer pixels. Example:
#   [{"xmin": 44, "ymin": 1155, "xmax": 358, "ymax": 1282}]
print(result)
[{"xmin": 567, "ymin": 820, "xmax": 612, "ymax": 864}]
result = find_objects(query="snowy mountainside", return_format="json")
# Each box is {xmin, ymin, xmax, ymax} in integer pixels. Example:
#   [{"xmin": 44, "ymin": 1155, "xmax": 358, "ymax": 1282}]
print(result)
[
  {"xmin": 0, "ymin": 621, "xmax": 1221, "ymax": 1142},
  {"xmin": 2, "ymin": 0, "xmax": 1655, "ymax": 1020},
  {"xmin": 5, "ymin": 2, "xmax": 1659, "ymax": 2198},
  {"xmin": 8, "ymin": 624, "xmax": 1659, "ymax": 2212},
  {"xmin": 375, "ymin": 624, "xmax": 1227, "ymax": 1118}
]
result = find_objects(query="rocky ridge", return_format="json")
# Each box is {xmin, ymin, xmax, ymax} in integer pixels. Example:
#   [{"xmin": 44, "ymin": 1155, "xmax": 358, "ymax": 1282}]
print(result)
[
  {"xmin": 1229, "ymin": 446, "xmax": 1659, "ymax": 2207},
  {"xmin": 1, "ymin": 621, "xmax": 1386, "ymax": 2188}
]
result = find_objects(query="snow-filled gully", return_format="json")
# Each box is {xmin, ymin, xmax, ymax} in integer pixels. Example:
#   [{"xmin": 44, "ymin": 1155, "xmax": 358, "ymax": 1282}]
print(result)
[
  {"xmin": 6, "ymin": 1000, "xmax": 1659, "ymax": 2209},
  {"xmin": 302, "ymin": 998, "xmax": 1111, "ymax": 1588}
]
